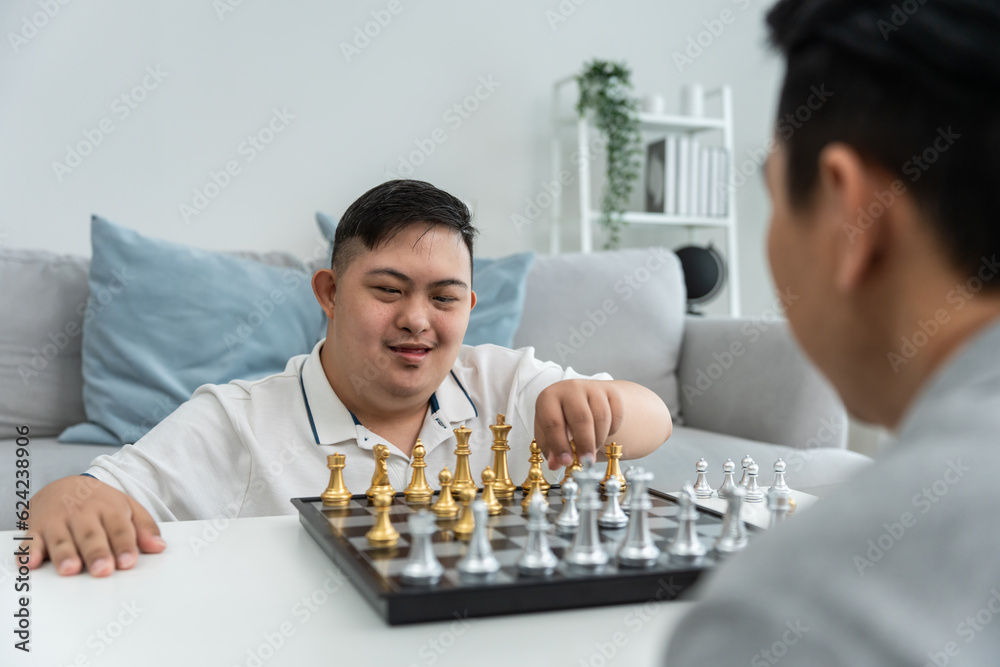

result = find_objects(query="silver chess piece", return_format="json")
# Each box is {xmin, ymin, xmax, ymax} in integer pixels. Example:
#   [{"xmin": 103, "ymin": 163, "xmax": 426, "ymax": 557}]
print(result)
[
  {"xmin": 400, "ymin": 510, "xmax": 444, "ymax": 586},
  {"xmin": 555, "ymin": 477, "xmax": 580, "ymax": 534},
  {"xmin": 620, "ymin": 466, "xmax": 638, "ymax": 513},
  {"xmin": 714, "ymin": 485, "xmax": 749, "ymax": 555},
  {"xmin": 517, "ymin": 492, "xmax": 559, "ymax": 576},
  {"xmin": 457, "ymin": 500, "xmax": 500, "ymax": 576},
  {"xmin": 768, "ymin": 487, "xmax": 792, "ymax": 528},
  {"xmin": 564, "ymin": 460, "xmax": 610, "ymax": 569},
  {"xmin": 617, "ymin": 469, "xmax": 660, "ymax": 568},
  {"xmin": 769, "ymin": 458, "xmax": 790, "ymax": 495},
  {"xmin": 738, "ymin": 454, "xmax": 754, "ymax": 488},
  {"xmin": 744, "ymin": 462, "xmax": 765, "ymax": 503},
  {"xmin": 692, "ymin": 458, "xmax": 714, "ymax": 499},
  {"xmin": 717, "ymin": 459, "xmax": 738, "ymax": 499},
  {"xmin": 667, "ymin": 484, "xmax": 706, "ymax": 561},
  {"xmin": 598, "ymin": 476, "xmax": 629, "ymax": 529}
]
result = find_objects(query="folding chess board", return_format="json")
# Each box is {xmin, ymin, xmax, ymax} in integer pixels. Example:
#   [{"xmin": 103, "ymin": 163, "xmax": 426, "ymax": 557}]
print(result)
[{"xmin": 292, "ymin": 488, "xmax": 756, "ymax": 625}]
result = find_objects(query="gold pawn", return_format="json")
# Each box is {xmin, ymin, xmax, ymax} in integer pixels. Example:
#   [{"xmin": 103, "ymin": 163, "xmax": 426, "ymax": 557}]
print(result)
[
  {"xmin": 453, "ymin": 485, "xmax": 477, "ymax": 539},
  {"xmin": 489, "ymin": 414, "xmax": 516, "ymax": 499},
  {"xmin": 366, "ymin": 444, "xmax": 395, "ymax": 500},
  {"xmin": 431, "ymin": 467, "xmax": 459, "ymax": 518},
  {"xmin": 481, "ymin": 467, "xmax": 502, "ymax": 515},
  {"xmin": 404, "ymin": 441, "xmax": 434, "ymax": 504},
  {"xmin": 321, "ymin": 453, "xmax": 352, "ymax": 507},
  {"xmin": 365, "ymin": 488, "xmax": 400, "ymax": 547},
  {"xmin": 559, "ymin": 440, "xmax": 583, "ymax": 486},
  {"xmin": 521, "ymin": 439, "xmax": 551, "ymax": 495},
  {"xmin": 601, "ymin": 442, "xmax": 627, "ymax": 492},
  {"xmin": 521, "ymin": 468, "xmax": 546, "ymax": 511},
  {"xmin": 451, "ymin": 425, "xmax": 476, "ymax": 499}
]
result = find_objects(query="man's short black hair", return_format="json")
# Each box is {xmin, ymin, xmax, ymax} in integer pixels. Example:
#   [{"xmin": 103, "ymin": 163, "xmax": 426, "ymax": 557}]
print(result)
[
  {"xmin": 332, "ymin": 180, "xmax": 476, "ymax": 276},
  {"xmin": 766, "ymin": 0, "xmax": 1000, "ymax": 278}
]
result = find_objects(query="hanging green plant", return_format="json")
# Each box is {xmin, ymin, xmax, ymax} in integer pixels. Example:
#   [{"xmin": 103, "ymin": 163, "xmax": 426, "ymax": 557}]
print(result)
[{"xmin": 575, "ymin": 59, "xmax": 642, "ymax": 249}]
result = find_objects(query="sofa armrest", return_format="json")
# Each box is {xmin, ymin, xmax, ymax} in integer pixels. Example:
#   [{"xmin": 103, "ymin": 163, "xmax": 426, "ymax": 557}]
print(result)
[{"xmin": 676, "ymin": 316, "xmax": 847, "ymax": 450}]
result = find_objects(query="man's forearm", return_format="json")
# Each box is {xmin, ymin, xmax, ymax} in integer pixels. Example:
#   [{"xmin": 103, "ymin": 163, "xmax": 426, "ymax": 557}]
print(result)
[{"xmin": 605, "ymin": 380, "xmax": 672, "ymax": 459}]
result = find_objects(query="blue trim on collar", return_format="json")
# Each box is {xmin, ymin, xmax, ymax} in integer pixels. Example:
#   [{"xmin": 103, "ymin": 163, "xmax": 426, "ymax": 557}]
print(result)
[
  {"xmin": 430, "ymin": 392, "xmax": 440, "ymax": 413},
  {"xmin": 449, "ymin": 370, "xmax": 478, "ymax": 418},
  {"xmin": 299, "ymin": 370, "xmax": 321, "ymax": 445},
  {"xmin": 349, "ymin": 410, "xmax": 361, "ymax": 426}
]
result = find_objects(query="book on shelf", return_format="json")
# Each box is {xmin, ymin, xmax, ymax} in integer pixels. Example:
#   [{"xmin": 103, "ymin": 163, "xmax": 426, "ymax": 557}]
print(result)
[{"xmin": 644, "ymin": 134, "xmax": 730, "ymax": 219}]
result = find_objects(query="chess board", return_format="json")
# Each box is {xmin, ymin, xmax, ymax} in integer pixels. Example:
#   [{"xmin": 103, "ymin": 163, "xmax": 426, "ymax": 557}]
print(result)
[{"xmin": 292, "ymin": 487, "xmax": 757, "ymax": 625}]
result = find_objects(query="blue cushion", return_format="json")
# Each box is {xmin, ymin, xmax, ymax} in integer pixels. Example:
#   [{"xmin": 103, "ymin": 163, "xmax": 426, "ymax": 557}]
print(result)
[
  {"xmin": 58, "ymin": 216, "xmax": 327, "ymax": 446},
  {"xmin": 315, "ymin": 212, "xmax": 534, "ymax": 348}
]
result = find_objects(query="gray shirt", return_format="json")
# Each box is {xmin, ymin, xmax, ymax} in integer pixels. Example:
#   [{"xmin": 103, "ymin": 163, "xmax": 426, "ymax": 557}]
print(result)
[{"xmin": 665, "ymin": 318, "xmax": 1000, "ymax": 666}]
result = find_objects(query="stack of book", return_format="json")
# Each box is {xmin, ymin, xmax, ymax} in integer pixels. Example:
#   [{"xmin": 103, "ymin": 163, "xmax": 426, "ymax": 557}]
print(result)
[{"xmin": 645, "ymin": 135, "xmax": 729, "ymax": 218}]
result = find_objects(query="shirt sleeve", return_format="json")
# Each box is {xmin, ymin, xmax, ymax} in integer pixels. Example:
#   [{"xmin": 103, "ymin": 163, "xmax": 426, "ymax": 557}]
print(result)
[{"xmin": 85, "ymin": 385, "xmax": 253, "ymax": 522}]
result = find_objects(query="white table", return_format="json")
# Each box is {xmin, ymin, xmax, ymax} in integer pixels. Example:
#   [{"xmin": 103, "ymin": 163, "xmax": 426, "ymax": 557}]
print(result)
[{"xmin": 0, "ymin": 515, "xmax": 689, "ymax": 666}]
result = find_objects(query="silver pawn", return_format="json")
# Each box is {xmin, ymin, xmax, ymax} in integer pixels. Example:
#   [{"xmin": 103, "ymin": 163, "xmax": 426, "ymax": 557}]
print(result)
[
  {"xmin": 738, "ymin": 454, "xmax": 754, "ymax": 488},
  {"xmin": 617, "ymin": 469, "xmax": 660, "ymax": 568},
  {"xmin": 768, "ymin": 487, "xmax": 792, "ymax": 528},
  {"xmin": 564, "ymin": 461, "xmax": 609, "ymax": 569},
  {"xmin": 769, "ymin": 458, "xmax": 790, "ymax": 494},
  {"xmin": 714, "ymin": 485, "xmax": 748, "ymax": 555},
  {"xmin": 744, "ymin": 462, "xmax": 764, "ymax": 503},
  {"xmin": 400, "ymin": 510, "xmax": 444, "ymax": 586},
  {"xmin": 457, "ymin": 500, "xmax": 500, "ymax": 575},
  {"xmin": 620, "ymin": 466, "xmax": 638, "ymax": 513},
  {"xmin": 667, "ymin": 484, "xmax": 706, "ymax": 561},
  {"xmin": 517, "ymin": 492, "xmax": 559, "ymax": 575},
  {"xmin": 598, "ymin": 476, "xmax": 629, "ymax": 529},
  {"xmin": 717, "ymin": 459, "xmax": 738, "ymax": 499},
  {"xmin": 555, "ymin": 477, "xmax": 580, "ymax": 534},
  {"xmin": 692, "ymin": 458, "xmax": 714, "ymax": 499}
]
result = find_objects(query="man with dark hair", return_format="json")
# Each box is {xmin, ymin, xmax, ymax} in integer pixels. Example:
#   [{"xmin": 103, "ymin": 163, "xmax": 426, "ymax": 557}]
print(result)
[
  {"xmin": 666, "ymin": 0, "xmax": 1000, "ymax": 664},
  {"xmin": 25, "ymin": 179, "xmax": 672, "ymax": 577}
]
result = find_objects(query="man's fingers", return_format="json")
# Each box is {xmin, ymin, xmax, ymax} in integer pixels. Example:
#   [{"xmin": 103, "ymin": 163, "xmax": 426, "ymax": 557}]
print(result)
[
  {"xmin": 535, "ymin": 396, "xmax": 572, "ymax": 470},
  {"xmin": 68, "ymin": 515, "xmax": 115, "ymax": 577},
  {"xmin": 23, "ymin": 533, "xmax": 47, "ymax": 570},
  {"xmin": 606, "ymin": 384, "xmax": 626, "ymax": 438},
  {"xmin": 102, "ymin": 510, "xmax": 140, "ymax": 570},
  {"xmin": 38, "ymin": 527, "xmax": 83, "ymax": 575},
  {"xmin": 129, "ymin": 497, "xmax": 166, "ymax": 553}
]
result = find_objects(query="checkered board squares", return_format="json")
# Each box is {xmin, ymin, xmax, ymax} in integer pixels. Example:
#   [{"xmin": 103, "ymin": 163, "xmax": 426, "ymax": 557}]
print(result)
[{"xmin": 293, "ymin": 488, "xmax": 752, "ymax": 625}]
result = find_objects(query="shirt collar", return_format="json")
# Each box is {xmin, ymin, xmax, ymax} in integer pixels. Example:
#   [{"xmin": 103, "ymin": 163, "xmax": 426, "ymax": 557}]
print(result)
[
  {"xmin": 299, "ymin": 338, "xmax": 479, "ymax": 445},
  {"xmin": 897, "ymin": 315, "xmax": 1000, "ymax": 436}
]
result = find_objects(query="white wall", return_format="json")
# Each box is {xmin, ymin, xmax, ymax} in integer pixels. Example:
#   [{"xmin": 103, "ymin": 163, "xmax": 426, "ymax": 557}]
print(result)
[{"xmin": 1, "ymin": 0, "xmax": 784, "ymax": 317}]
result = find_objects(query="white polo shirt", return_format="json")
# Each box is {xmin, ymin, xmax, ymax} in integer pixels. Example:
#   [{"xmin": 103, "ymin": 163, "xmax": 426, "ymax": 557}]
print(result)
[{"xmin": 85, "ymin": 339, "xmax": 611, "ymax": 522}]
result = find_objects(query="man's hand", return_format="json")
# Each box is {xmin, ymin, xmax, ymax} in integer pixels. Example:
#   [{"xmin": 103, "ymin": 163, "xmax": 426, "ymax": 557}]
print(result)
[
  {"xmin": 534, "ymin": 379, "xmax": 672, "ymax": 470},
  {"xmin": 23, "ymin": 475, "xmax": 166, "ymax": 577},
  {"xmin": 534, "ymin": 379, "xmax": 625, "ymax": 469}
]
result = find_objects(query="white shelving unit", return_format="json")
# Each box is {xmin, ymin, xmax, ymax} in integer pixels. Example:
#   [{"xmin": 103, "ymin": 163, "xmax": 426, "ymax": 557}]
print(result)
[{"xmin": 549, "ymin": 77, "xmax": 741, "ymax": 317}]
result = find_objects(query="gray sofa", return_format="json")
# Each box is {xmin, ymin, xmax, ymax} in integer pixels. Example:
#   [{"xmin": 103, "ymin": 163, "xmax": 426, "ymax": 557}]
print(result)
[{"xmin": 0, "ymin": 246, "xmax": 870, "ymax": 530}]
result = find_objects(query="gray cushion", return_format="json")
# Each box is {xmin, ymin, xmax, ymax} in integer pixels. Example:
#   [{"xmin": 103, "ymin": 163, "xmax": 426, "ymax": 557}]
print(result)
[
  {"xmin": 0, "ymin": 249, "xmax": 90, "ymax": 437},
  {"xmin": 513, "ymin": 248, "xmax": 685, "ymax": 422}
]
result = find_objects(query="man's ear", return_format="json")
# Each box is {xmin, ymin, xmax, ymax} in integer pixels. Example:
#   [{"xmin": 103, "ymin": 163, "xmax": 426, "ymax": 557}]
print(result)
[
  {"xmin": 311, "ymin": 269, "xmax": 337, "ymax": 319},
  {"xmin": 469, "ymin": 290, "xmax": 477, "ymax": 311},
  {"xmin": 816, "ymin": 143, "xmax": 894, "ymax": 293}
]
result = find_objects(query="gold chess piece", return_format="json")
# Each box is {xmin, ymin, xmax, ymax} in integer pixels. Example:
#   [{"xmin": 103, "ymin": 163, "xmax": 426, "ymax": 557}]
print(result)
[
  {"xmin": 366, "ymin": 444, "xmax": 395, "ymax": 500},
  {"xmin": 489, "ymin": 414, "xmax": 516, "ymax": 499},
  {"xmin": 321, "ymin": 453, "xmax": 352, "ymax": 507},
  {"xmin": 559, "ymin": 440, "xmax": 583, "ymax": 486},
  {"xmin": 365, "ymin": 488, "xmax": 400, "ymax": 548},
  {"xmin": 451, "ymin": 425, "xmax": 476, "ymax": 499},
  {"xmin": 453, "ymin": 485, "xmax": 477, "ymax": 539},
  {"xmin": 521, "ymin": 467, "xmax": 547, "ymax": 511},
  {"xmin": 521, "ymin": 439, "xmax": 551, "ymax": 495},
  {"xmin": 601, "ymin": 442, "xmax": 627, "ymax": 492},
  {"xmin": 431, "ymin": 467, "xmax": 459, "ymax": 518},
  {"xmin": 404, "ymin": 440, "xmax": 434, "ymax": 504},
  {"xmin": 481, "ymin": 467, "xmax": 502, "ymax": 515}
]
